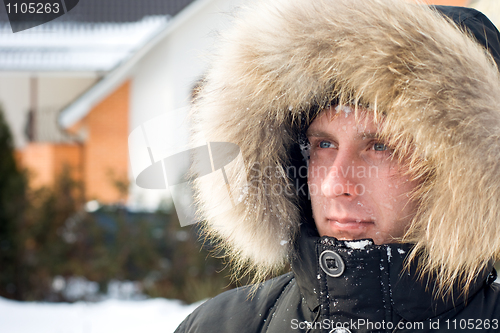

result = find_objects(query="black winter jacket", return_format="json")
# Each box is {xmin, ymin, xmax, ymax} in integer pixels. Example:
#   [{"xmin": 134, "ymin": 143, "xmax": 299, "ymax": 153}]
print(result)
[{"xmin": 176, "ymin": 222, "xmax": 500, "ymax": 333}]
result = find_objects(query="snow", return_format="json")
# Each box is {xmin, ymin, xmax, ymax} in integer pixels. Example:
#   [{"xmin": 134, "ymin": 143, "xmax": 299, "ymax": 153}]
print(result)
[
  {"xmin": 0, "ymin": 16, "xmax": 169, "ymax": 72},
  {"xmin": 0, "ymin": 296, "xmax": 202, "ymax": 333},
  {"xmin": 335, "ymin": 105, "xmax": 353, "ymax": 117},
  {"xmin": 344, "ymin": 239, "xmax": 372, "ymax": 250}
]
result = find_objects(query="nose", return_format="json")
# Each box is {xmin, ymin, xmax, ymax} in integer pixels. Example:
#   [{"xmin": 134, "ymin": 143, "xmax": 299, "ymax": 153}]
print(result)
[{"xmin": 321, "ymin": 149, "xmax": 361, "ymax": 200}]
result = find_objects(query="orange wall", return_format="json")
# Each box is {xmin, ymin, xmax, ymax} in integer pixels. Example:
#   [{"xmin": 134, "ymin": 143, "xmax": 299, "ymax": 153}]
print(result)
[
  {"xmin": 53, "ymin": 144, "xmax": 83, "ymax": 184},
  {"xmin": 22, "ymin": 143, "xmax": 82, "ymax": 190},
  {"xmin": 22, "ymin": 144, "xmax": 53, "ymax": 189},
  {"xmin": 84, "ymin": 81, "xmax": 130, "ymax": 203}
]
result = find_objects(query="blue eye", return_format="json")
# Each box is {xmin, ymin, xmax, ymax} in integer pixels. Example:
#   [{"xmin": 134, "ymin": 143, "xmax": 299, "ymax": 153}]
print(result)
[
  {"xmin": 319, "ymin": 141, "xmax": 333, "ymax": 148},
  {"xmin": 373, "ymin": 142, "xmax": 388, "ymax": 151}
]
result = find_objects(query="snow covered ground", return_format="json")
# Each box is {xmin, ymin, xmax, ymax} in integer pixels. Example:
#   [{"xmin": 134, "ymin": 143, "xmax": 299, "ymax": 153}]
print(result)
[{"xmin": 0, "ymin": 296, "xmax": 201, "ymax": 333}]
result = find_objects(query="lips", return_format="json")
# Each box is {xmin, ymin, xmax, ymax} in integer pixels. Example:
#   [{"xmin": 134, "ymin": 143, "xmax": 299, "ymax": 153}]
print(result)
[
  {"xmin": 327, "ymin": 217, "xmax": 374, "ymax": 224},
  {"xmin": 326, "ymin": 217, "xmax": 374, "ymax": 231}
]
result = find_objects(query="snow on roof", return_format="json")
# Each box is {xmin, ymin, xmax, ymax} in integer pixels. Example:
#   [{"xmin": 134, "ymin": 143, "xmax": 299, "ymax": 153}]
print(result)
[{"xmin": 0, "ymin": 16, "xmax": 169, "ymax": 72}]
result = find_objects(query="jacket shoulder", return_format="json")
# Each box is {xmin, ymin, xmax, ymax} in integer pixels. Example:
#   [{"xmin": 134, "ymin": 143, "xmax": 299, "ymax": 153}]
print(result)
[
  {"xmin": 434, "ymin": 5, "xmax": 500, "ymax": 67},
  {"xmin": 175, "ymin": 273, "xmax": 295, "ymax": 333},
  {"xmin": 445, "ymin": 280, "xmax": 500, "ymax": 329}
]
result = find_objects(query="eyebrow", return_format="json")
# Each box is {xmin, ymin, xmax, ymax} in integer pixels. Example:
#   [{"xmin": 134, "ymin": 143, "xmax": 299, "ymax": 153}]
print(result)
[{"xmin": 306, "ymin": 130, "xmax": 379, "ymax": 140}]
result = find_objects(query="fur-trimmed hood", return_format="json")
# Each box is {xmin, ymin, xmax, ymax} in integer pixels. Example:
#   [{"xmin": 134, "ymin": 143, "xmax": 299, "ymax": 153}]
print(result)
[{"xmin": 191, "ymin": 0, "xmax": 500, "ymax": 296}]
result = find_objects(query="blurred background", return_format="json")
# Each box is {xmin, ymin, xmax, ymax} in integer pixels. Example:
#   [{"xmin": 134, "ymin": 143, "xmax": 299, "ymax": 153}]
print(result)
[{"xmin": 0, "ymin": 0, "xmax": 497, "ymax": 332}]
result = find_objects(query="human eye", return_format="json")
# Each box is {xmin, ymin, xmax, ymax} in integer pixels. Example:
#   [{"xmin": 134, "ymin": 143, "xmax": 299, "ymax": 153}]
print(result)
[
  {"xmin": 372, "ymin": 142, "xmax": 388, "ymax": 151},
  {"xmin": 362, "ymin": 141, "xmax": 393, "ymax": 165},
  {"xmin": 318, "ymin": 140, "xmax": 335, "ymax": 149}
]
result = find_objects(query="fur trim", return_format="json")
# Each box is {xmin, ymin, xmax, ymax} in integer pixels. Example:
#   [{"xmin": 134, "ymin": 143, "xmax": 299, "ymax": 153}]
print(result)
[{"xmin": 191, "ymin": 0, "xmax": 500, "ymax": 295}]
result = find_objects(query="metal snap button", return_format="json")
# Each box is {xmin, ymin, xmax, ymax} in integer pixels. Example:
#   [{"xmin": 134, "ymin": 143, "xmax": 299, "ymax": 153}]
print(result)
[{"xmin": 319, "ymin": 250, "xmax": 345, "ymax": 277}]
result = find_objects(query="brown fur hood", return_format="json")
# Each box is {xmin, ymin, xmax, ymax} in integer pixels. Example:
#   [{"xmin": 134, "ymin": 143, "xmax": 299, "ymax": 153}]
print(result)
[{"xmin": 191, "ymin": 0, "xmax": 500, "ymax": 296}]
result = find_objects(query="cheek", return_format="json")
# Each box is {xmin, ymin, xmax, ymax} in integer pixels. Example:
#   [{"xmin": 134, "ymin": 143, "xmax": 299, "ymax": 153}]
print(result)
[
  {"xmin": 307, "ymin": 158, "xmax": 324, "ymax": 188},
  {"xmin": 384, "ymin": 176, "xmax": 419, "ymax": 225},
  {"xmin": 307, "ymin": 161, "xmax": 320, "ymax": 205},
  {"xmin": 366, "ymin": 170, "xmax": 417, "ymax": 216}
]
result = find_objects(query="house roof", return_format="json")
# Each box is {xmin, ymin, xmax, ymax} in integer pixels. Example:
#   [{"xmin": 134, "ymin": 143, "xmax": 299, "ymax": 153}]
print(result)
[
  {"xmin": 0, "ymin": 17, "xmax": 169, "ymax": 72},
  {"xmin": 0, "ymin": 0, "xmax": 198, "ymax": 72},
  {"xmin": 58, "ymin": 0, "xmax": 214, "ymax": 129},
  {"xmin": 0, "ymin": 0, "xmax": 196, "ymax": 23}
]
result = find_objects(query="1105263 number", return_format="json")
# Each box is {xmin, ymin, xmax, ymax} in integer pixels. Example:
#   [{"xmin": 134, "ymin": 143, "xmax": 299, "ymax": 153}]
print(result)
[
  {"xmin": 5, "ymin": 2, "xmax": 60, "ymax": 14},
  {"xmin": 445, "ymin": 319, "xmax": 499, "ymax": 330}
]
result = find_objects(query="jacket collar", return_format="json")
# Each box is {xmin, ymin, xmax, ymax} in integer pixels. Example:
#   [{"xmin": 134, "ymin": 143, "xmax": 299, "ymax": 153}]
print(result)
[{"xmin": 291, "ymin": 222, "xmax": 493, "ymax": 322}]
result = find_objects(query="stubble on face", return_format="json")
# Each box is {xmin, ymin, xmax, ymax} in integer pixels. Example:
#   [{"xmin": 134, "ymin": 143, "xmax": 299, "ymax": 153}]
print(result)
[{"xmin": 307, "ymin": 107, "xmax": 419, "ymax": 244}]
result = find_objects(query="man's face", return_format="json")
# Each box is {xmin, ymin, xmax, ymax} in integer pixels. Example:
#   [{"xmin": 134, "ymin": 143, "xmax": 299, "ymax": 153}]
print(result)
[{"xmin": 306, "ymin": 106, "xmax": 419, "ymax": 244}]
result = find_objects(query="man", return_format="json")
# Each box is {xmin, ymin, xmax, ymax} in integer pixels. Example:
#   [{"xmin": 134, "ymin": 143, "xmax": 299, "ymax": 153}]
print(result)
[{"xmin": 176, "ymin": 0, "xmax": 500, "ymax": 332}]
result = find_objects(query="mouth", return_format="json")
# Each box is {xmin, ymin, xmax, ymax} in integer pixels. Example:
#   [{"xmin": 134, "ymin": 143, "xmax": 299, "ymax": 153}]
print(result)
[{"xmin": 326, "ymin": 218, "xmax": 374, "ymax": 231}]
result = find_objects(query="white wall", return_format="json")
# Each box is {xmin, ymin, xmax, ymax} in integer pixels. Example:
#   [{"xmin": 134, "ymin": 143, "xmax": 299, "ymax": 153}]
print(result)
[
  {"xmin": 0, "ymin": 75, "xmax": 29, "ymax": 148},
  {"xmin": 130, "ymin": 0, "xmax": 246, "ymax": 129},
  {"xmin": 128, "ymin": 0, "xmax": 248, "ymax": 211}
]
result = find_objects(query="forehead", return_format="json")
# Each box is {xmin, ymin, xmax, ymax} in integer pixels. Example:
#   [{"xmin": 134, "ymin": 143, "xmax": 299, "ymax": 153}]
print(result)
[{"xmin": 306, "ymin": 106, "xmax": 382, "ymax": 137}]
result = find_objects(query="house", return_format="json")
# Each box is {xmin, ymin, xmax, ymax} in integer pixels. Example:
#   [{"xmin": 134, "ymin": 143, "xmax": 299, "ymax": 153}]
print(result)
[
  {"xmin": 0, "ymin": 0, "xmax": 244, "ymax": 209},
  {"xmin": 0, "ymin": 0, "xmax": 483, "ymax": 215},
  {"xmin": 0, "ymin": 16, "xmax": 170, "ymax": 197}
]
